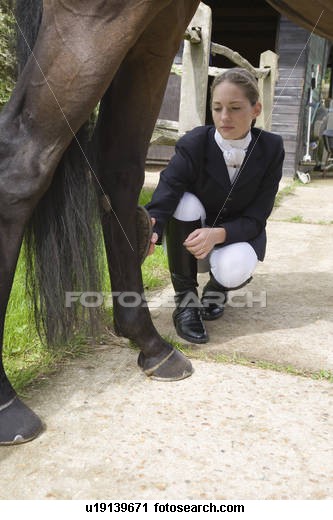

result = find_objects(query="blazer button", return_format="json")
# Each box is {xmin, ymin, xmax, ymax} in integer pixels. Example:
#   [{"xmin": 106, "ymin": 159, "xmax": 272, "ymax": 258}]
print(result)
[{"xmin": 222, "ymin": 208, "xmax": 228, "ymax": 214}]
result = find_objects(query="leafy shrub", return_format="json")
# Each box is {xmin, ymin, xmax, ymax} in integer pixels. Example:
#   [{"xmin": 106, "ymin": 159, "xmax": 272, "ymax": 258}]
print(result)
[{"xmin": 0, "ymin": 2, "xmax": 15, "ymax": 108}]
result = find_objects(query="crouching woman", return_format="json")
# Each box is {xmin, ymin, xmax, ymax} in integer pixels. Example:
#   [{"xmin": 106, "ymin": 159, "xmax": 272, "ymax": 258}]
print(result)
[{"xmin": 146, "ymin": 67, "xmax": 284, "ymax": 344}]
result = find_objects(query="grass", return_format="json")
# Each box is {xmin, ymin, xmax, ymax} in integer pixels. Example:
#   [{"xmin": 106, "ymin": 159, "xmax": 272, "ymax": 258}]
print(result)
[
  {"xmin": 273, "ymin": 179, "xmax": 300, "ymax": 208},
  {"xmin": 273, "ymin": 179, "xmax": 333, "ymax": 226},
  {"xmin": 4, "ymin": 255, "xmax": 60, "ymax": 394},
  {"xmin": 174, "ymin": 347, "xmax": 333, "ymax": 383},
  {"xmin": 139, "ymin": 187, "xmax": 169, "ymax": 289},
  {"xmin": 284, "ymin": 216, "xmax": 332, "ymax": 225},
  {"xmin": 4, "ymin": 251, "xmax": 106, "ymax": 394},
  {"xmin": 288, "ymin": 215, "xmax": 304, "ymax": 223}
]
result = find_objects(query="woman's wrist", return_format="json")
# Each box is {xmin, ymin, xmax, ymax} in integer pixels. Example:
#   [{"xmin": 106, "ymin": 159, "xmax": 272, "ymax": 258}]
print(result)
[{"xmin": 212, "ymin": 227, "xmax": 226, "ymax": 245}]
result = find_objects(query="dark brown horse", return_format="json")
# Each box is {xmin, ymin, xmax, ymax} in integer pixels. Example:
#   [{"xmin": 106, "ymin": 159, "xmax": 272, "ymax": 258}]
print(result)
[
  {"xmin": 0, "ymin": 0, "xmax": 332, "ymax": 446},
  {"xmin": 0, "ymin": 0, "xmax": 201, "ymax": 445}
]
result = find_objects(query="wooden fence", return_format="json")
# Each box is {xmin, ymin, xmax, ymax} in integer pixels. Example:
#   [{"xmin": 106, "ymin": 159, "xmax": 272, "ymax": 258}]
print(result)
[{"xmin": 151, "ymin": 2, "xmax": 279, "ymax": 147}]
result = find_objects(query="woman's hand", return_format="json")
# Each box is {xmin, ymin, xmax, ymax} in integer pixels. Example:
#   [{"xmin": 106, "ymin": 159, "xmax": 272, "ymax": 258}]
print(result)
[
  {"xmin": 147, "ymin": 218, "xmax": 159, "ymax": 256},
  {"xmin": 184, "ymin": 227, "xmax": 226, "ymax": 259}
]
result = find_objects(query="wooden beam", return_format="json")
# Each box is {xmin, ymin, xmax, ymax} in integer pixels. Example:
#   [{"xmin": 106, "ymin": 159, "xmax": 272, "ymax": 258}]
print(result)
[
  {"xmin": 208, "ymin": 66, "xmax": 271, "ymax": 78},
  {"xmin": 210, "ymin": 43, "xmax": 270, "ymax": 79}
]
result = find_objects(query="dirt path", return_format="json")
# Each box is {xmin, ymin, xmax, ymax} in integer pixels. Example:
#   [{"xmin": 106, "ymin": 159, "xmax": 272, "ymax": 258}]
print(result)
[{"xmin": 1, "ymin": 177, "xmax": 332, "ymax": 500}]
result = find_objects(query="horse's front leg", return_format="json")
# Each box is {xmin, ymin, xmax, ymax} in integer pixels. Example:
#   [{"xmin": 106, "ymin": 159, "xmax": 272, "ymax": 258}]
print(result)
[
  {"xmin": 94, "ymin": 0, "xmax": 199, "ymax": 380},
  {"xmin": 96, "ymin": 115, "xmax": 193, "ymax": 380}
]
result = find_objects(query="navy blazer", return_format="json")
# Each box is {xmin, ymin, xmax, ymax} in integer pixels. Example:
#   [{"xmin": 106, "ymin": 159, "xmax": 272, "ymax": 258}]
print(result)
[{"xmin": 146, "ymin": 125, "xmax": 284, "ymax": 261}]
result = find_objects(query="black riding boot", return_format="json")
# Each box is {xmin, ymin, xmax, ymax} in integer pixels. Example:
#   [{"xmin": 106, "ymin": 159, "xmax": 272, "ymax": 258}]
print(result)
[
  {"xmin": 201, "ymin": 272, "xmax": 227, "ymax": 321},
  {"xmin": 166, "ymin": 217, "xmax": 208, "ymax": 344},
  {"xmin": 201, "ymin": 272, "xmax": 253, "ymax": 321}
]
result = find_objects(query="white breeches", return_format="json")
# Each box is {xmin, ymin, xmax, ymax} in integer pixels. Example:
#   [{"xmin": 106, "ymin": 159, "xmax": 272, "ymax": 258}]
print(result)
[{"xmin": 173, "ymin": 192, "xmax": 258, "ymax": 289}]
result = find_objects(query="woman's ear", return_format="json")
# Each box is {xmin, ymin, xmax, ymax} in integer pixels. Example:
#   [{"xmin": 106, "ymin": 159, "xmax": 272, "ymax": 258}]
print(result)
[{"xmin": 253, "ymin": 101, "xmax": 262, "ymax": 118}]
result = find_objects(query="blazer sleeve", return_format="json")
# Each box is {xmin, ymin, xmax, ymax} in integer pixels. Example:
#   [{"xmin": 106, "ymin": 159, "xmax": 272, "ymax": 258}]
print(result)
[
  {"xmin": 146, "ymin": 130, "xmax": 204, "ymax": 242},
  {"xmin": 222, "ymin": 136, "xmax": 284, "ymax": 246}
]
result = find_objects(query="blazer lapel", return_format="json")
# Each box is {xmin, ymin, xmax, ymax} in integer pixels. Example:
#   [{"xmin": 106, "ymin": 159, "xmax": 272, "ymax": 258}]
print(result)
[
  {"xmin": 231, "ymin": 129, "xmax": 264, "ymax": 188},
  {"xmin": 205, "ymin": 127, "xmax": 232, "ymax": 192}
]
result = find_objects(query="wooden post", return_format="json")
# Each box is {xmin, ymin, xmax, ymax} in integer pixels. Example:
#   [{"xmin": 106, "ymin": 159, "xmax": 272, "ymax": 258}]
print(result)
[
  {"xmin": 256, "ymin": 50, "xmax": 279, "ymax": 131},
  {"xmin": 178, "ymin": 2, "xmax": 212, "ymax": 135}
]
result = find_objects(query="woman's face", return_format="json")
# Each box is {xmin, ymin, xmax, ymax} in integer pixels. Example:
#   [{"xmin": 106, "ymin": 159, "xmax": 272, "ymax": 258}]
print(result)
[{"xmin": 211, "ymin": 81, "xmax": 262, "ymax": 140}]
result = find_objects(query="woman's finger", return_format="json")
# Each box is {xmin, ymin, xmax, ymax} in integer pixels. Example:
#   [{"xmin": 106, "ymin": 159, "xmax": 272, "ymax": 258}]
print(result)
[{"xmin": 184, "ymin": 228, "xmax": 202, "ymax": 244}]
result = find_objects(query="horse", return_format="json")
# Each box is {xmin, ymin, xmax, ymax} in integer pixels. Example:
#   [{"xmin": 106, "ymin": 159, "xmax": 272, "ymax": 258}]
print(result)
[
  {"xmin": 0, "ymin": 0, "xmax": 201, "ymax": 445},
  {"xmin": 1, "ymin": 0, "xmax": 332, "ymax": 446}
]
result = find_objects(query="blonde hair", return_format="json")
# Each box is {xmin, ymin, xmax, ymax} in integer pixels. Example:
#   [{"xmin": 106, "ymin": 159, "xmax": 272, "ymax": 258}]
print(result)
[{"xmin": 210, "ymin": 67, "xmax": 260, "ymax": 107}]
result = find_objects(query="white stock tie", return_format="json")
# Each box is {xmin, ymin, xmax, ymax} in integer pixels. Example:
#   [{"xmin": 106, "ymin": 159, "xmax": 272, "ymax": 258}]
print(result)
[{"xmin": 214, "ymin": 129, "xmax": 252, "ymax": 183}]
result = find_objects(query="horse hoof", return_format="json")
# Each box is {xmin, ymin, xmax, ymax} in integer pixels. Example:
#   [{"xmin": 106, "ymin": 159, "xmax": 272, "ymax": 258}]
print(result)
[
  {"xmin": 138, "ymin": 348, "xmax": 194, "ymax": 381},
  {"xmin": 0, "ymin": 397, "xmax": 44, "ymax": 446}
]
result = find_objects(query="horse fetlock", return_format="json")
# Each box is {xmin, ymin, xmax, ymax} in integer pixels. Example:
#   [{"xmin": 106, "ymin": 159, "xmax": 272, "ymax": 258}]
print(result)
[
  {"xmin": 113, "ymin": 312, "xmax": 143, "ymax": 340},
  {"xmin": 114, "ymin": 307, "xmax": 175, "ymax": 360}
]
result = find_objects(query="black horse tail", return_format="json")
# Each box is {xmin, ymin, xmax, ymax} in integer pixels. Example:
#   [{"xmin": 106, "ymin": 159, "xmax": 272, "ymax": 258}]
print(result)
[{"xmin": 16, "ymin": 0, "xmax": 104, "ymax": 346}]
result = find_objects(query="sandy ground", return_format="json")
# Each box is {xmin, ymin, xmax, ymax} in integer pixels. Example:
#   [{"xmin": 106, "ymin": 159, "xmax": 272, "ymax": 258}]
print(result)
[{"xmin": 0, "ymin": 175, "xmax": 332, "ymax": 501}]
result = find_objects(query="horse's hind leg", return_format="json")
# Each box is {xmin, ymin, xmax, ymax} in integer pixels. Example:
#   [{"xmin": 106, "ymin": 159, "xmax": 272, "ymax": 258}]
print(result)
[
  {"xmin": 93, "ymin": 0, "xmax": 199, "ymax": 379},
  {"xmin": 0, "ymin": 236, "xmax": 43, "ymax": 444},
  {"xmin": 0, "ymin": 134, "xmax": 47, "ymax": 443}
]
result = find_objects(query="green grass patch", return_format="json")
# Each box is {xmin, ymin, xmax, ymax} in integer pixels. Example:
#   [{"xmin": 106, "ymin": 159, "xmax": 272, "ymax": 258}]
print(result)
[
  {"xmin": 4, "ymin": 253, "xmax": 57, "ymax": 393},
  {"xmin": 283, "ymin": 217, "xmax": 332, "ymax": 225},
  {"xmin": 142, "ymin": 246, "xmax": 169, "ymax": 289},
  {"xmin": 138, "ymin": 187, "xmax": 154, "ymax": 207},
  {"xmin": 169, "ymin": 347, "xmax": 333, "ymax": 383},
  {"xmin": 139, "ymin": 187, "xmax": 169, "ymax": 289},
  {"xmin": 3, "ymin": 252, "xmax": 100, "ymax": 393},
  {"xmin": 288, "ymin": 215, "xmax": 304, "ymax": 223},
  {"xmin": 274, "ymin": 179, "xmax": 300, "ymax": 208}
]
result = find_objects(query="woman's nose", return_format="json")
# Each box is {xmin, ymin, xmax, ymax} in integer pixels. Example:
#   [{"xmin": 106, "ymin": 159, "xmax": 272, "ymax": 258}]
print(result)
[{"xmin": 220, "ymin": 107, "xmax": 230, "ymax": 120}]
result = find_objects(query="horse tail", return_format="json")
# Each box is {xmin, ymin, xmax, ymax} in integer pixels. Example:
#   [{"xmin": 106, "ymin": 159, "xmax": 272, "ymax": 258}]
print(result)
[{"xmin": 16, "ymin": 0, "xmax": 104, "ymax": 346}]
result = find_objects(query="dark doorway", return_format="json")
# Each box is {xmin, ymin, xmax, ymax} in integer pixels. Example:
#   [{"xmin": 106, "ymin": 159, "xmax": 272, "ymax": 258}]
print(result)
[{"xmin": 147, "ymin": 0, "xmax": 280, "ymax": 164}]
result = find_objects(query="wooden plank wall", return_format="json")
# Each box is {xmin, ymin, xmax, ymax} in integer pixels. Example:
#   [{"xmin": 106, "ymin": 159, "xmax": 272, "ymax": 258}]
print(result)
[
  {"xmin": 271, "ymin": 16, "xmax": 308, "ymax": 176},
  {"xmin": 271, "ymin": 16, "xmax": 329, "ymax": 176}
]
